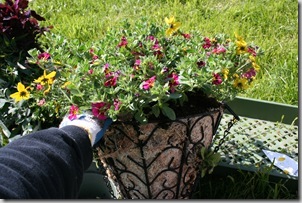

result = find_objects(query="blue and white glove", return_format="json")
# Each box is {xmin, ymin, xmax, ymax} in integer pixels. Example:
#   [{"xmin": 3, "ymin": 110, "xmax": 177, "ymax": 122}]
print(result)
[{"xmin": 59, "ymin": 112, "xmax": 112, "ymax": 147}]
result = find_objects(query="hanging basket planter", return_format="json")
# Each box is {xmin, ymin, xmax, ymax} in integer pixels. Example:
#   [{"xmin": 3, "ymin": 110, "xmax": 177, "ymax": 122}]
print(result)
[{"xmin": 96, "ymin": 101, "xmax": 224, "ymax": 199}]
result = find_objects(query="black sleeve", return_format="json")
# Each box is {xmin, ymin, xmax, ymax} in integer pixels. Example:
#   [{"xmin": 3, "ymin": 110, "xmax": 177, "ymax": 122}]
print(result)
[{"xmin": 0, "ymin": 125, "xmax": 93, "ymax": 199}]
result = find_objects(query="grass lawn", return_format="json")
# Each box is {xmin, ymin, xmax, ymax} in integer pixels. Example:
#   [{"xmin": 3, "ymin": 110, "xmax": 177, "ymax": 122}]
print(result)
[{"xmin": 30, "ymin": 0, "xmax": 298, "ymax": 105}]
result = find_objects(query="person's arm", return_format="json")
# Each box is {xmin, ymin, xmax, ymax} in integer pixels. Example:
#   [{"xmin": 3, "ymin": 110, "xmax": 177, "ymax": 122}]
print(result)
[{"xmin": 0, "ymin": 125, "xmax": 92, "ymax": 199}]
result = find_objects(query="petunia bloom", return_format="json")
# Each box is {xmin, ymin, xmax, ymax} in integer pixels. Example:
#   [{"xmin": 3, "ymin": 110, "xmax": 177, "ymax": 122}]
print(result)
[
  {"xmin": 92, "ymin": 102, "xmax": 110, "ymax": 120},
  {"xmin": 212, "ymin": 73, "xmax": 223, "ymax": 85},
  {"xmin": 10, "ymin": 82, "xmax": 30, "ymax": 102},
  {"xmin": 117, "ymin": 36, "xmax": 128, "ymax": 47},
  {"xmin": 68, "ymin": 105, "xmax": 79, "ymax": 120},
  {"xmin": 142, "ymin": 76, "xmax": 156, "ymax": 90},
  {"xmin": 168, "ymin": 73, "xmax": 180, "ymax": 93},
  {"xmin": 38, "ymin": 52, "xmax": 51, "ymax": 60}
]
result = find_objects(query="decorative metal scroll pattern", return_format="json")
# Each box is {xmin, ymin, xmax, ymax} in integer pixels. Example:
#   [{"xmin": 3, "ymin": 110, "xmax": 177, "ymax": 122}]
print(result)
[{"xmin": 97, "ymin": 108, "xmax": 223, "ymax": 199}]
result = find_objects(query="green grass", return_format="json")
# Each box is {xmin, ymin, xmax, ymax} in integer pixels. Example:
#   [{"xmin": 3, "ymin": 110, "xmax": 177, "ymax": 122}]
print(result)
[
  {"xmin": 194, "ymin": 166, "xmax": 298, "ymax": 199},
  {"xmin": 30, "ymin": 0, "xmax": 298, "ymax": 106}
]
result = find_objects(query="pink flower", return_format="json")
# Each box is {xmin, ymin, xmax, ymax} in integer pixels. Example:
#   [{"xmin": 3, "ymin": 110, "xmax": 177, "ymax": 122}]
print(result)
[
  {"xmin": 142, "ymin": 76, "xmax": 156, "ymax": 90},
  {"xmin": 104, "ymin": 75, "xmax": 118, "ymax": 87},
  {"xmin": 168, "ymin": 73, "xmax": 180, "ymax": 93},
  {"xmin": 146, "ymin": 35, "xmax": 155, "ymax": 41},
  {"xmin": 202, "ymin": 37, "xmax": 212, "ymax": 49},
  {"xmin": 242, "ymin": 68, "xmax": 256, "ymax": 79},
  {"xmin": 113, "ymin": 99, "xmax": 121, "ymax": 111},
  {"xmin": 36, "ymin": 84, "xmax": 43, "ymax": 91},
  {"xmin": 182, "ymin": 33, "xmax": 191, "ymax": 39},
  {"xmin": 68, "ymin": 105, "xmax": 79, "ymax": 120},
  {"xmin": 133, "ymin": 59, "xmax": 141, "ymax": 70},
  {"xmin": 37, "ymin": 98, "xmax": 46, "ymax": 106},
  {"xmin": 248, "ymin": 47, "xmax": 257, "ymax": 56},
  {"xmin": 212, "ymin": 73, "xmax": 222, "ymax": 85},
  {"xmin": 91, "ymin": 102, "xmax": 109, "ymax": 120},
  {"xmin": 88, "ymin": 69, "xmax": 94, "ymax": 74},
  {"xmin": 38, "ymin": 52, "xmax": 51, "ymax": 60},
  {"xmin": 212, "ymin": 46, "xmax": 226, "ymax": 54},
  {"xmin": 117, "ymin": 36, "xmax": 128, "ymax": 47}
]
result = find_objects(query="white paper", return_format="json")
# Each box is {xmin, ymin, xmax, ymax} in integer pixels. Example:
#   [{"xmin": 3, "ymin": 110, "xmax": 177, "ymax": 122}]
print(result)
[{"xmin": 262, "ymin": 149, "xmax": 298, "ymax": 177}]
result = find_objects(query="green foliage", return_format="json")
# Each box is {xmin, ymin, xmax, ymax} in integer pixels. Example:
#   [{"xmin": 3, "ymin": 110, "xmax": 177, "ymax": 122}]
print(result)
[
  {"xmin": 200, "ymin": 147, "xmax": 221, "ymax": 177},
  {"xmin": 194, "ymin": 164, "xmax": 298, "ymax": 199},
  {"xmin": 30, "ymin": 0, "xmax": 298, "ymax": 106},
  {"xmin": 0, "ymin": 0, "xmax": 53, "ymax": 143},
  {"xmin": 23, "ymin": 18, "xmax": 261, "ymax": 124}
]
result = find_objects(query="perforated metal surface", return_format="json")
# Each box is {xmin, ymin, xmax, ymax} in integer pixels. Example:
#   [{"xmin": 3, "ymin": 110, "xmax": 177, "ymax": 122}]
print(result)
[{"xmin": 212, "ymin": 113, "xmax": 298, "ymax": 178}]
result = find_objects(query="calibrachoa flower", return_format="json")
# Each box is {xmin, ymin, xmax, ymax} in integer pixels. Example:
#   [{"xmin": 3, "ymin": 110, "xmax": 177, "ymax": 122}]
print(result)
[
  {"xmin": 38, "ymin": 52, "xmax": 51, "ymax": 60},
  {"xmin": 92, "ymin": 102, "xmax": 110, "ymax": 120},
  {"xmin": 212, "ymin": 73, "xmax": 223, "ymax": 85},
  {"xmin": 22, "ymin": 16, "xmax": 262, "ymax": 124},
  {"xmin": 167, "ymin": 73, "xmax": 180, "ymax": 93},
  {"xmin": 68, "ymin": 105, "xmax": 79, "ymax": 120},
  {"xmin": 118, "ymin": 36, "xmax": 128, "ymax": 47},
  {"xmin": 10, "ymin": 82, "xmax": 31, "ymax": 102},
  {"xmin": 142, "ymin": 76, "xmax": 156, "ymax": 90}
]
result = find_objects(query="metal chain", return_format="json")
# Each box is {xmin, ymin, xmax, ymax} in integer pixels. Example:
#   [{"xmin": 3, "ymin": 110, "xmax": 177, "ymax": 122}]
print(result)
[{"xmin": 213, "ymin": 103, "xmax": 240, "ymax": 153}]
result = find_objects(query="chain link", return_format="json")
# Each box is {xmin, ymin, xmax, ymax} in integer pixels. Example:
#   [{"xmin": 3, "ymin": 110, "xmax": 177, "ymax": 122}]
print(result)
[{"xmin": 213, "ymin": 103, "xmax": 240, "ymax": 153}]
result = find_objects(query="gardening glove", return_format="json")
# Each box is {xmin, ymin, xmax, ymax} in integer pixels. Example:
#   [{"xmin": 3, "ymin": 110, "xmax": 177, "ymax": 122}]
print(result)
[{"xmin": 59, "ymin": 112, "xmax": 112, "ymax": 147}]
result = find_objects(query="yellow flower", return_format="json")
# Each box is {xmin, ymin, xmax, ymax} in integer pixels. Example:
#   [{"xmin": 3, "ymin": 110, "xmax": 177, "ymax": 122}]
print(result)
[
  {"xmin": 221, "ymin": 68, "xmax": 229, "ymax": 80},
  {"xmin": 10, "ymin": 82, "xmax": 30, "ymax": 102},
  {"xmin": 34, "ymin": 70, "xmax": 56, "ymax": 85},
  {"xmin": 235, "ymin": 32, "xmax": 248, "ymax": 55},
  {"xmin": 61, "ymin": 81, "xmax": 71, "ymax": 89},
  {"xmin": 253, "ymin": 62, "xmax": 260, "ymax": 71},
  {"xmin": 233, "ymin": 77, "xmax": 249, "ymax": 90},
  {"xmin": 165, "ymin": 16, "xmax": 181, "ymax": 37}
]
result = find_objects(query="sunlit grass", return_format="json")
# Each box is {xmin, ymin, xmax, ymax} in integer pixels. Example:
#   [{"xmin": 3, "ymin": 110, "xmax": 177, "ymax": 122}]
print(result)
[{"xmin": 29, "ymin": 0, "xmax": 298, "ymax": 106}]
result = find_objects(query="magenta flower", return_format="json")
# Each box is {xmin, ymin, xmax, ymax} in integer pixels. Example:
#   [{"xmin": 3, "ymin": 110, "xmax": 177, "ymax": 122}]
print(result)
[
  {"xmin": 197, "ymin": 60, "xmax": 206, "ymax": 68},
  {"xmin": 142, "ymin": 76, "xmax": 156, "ymax": 90},
  {"xmin": 212, "ymin": 46, "xmax": 226, "ymax": 54},
  {"xmin": 88, "ymin": 69, "xmax": 94, "ymax": 74},
  {"xmin": 68, "ymin": 105, "xmax": 79, "ymax": 120},
  {"xmin": 212, "ymin": 73, "xmax": 223, "ymax": 85},
  {"xmin": 113, "ymin": 99, "xmax": 121, "ymax": 111},
  {"xmin": 38, "ymin": 52, "xmax": 51, "ymax": 60},
  {"xmin": 202, "ymin": 37, "xmax": 212, "ymax": 49},
  {"xmin": 146, "ymin": 35, "xmax": 155, "ymax": 41},
  {"xmin": 133, "ymin": 59, "xmax": 141, "ymax": 70},
  {"xmin": 182, "ymin": 33, "xmax": 191, "ymax": 39},
  {"xmin": 168, "ymin": 73, "xmax": 180, "ymax": 93},
  {"xmin": 92, "ymin": 102, "xmax": 109, "ymax": 120},
  {"xmin": 104, "ymin": 75, "xmax": 118, "ymax": 87},
  {"xmin": 117, "ymin": 36, "xmax": 128, "ymax": 47},
  {"xmin": 36, "ymin": 84, "xmax": 43, "ymax": 91},
  {"xmin": 242, "ymin": 68, "xmax": 256, "ymax": 79},
  {"xmin": 247, "ymin": 47, "xmax": 257, "ymax": 56}
]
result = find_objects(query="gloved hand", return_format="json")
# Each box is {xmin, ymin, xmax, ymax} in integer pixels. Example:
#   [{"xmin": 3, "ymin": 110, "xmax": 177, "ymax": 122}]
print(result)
[{"xmin": 59, "ymin": 112, "xmax": 112, "ymax": 147}]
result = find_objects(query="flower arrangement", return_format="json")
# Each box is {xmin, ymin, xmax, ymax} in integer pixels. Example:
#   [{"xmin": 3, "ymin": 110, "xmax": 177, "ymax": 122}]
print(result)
[{"xmin": 9, "ymin": 16, "xmax": 262, "ymax": 126}]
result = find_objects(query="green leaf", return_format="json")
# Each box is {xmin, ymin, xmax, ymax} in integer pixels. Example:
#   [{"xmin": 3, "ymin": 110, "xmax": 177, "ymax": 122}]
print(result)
[
  {"xmin": 152, "ymin": 105, "xmax": 160, "ymax": 118},
  {"xmin": 0, "ymin": 99, "xmax": 7, "ymax": 109},
  {"xmin": 69, "ymin": 88, "xmax": 84, "ymax": 96},
  {"xmin": 162, "ymin": 105, "xmax": 176, "ymax": 120},
  {"xmin": 0, "ymin": 120, "xmax": 11, "ymax": 138}
]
